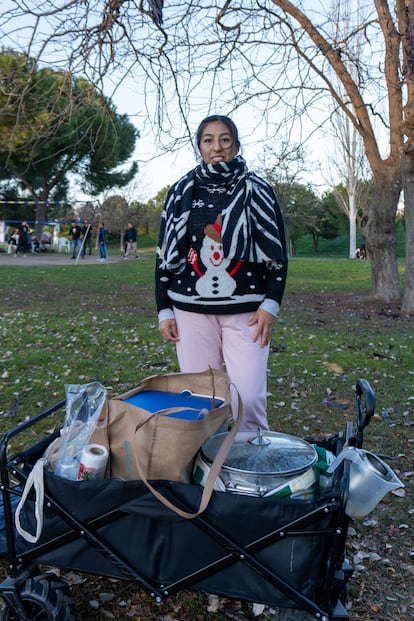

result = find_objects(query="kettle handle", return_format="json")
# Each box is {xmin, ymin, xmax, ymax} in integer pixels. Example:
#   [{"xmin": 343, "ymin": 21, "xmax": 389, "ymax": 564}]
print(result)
[{"xmin": 327, "ymin": 446, "xmax": 360, "ymax": 474}]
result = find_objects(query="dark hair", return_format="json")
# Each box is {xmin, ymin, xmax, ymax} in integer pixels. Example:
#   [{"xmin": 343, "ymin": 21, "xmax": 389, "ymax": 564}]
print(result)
[{"xmin": 196, "ymin": 115, "xmax": 240, "ymax": 151}]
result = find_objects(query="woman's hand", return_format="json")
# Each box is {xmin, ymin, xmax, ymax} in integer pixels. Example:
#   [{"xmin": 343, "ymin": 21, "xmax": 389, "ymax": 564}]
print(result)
[
  {"xmin": 248, "ymin": 309, "xmax": 275, "ymax": 347},
  {"xmin": 159, "ymin": 318, "xmax": 180, "ymax": 342}
]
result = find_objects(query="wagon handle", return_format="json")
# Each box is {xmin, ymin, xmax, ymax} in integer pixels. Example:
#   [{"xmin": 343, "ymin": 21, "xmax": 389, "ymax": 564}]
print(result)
[{"xmin": 355, "ymin": 379, "xmax": 375, "ymax": 448}]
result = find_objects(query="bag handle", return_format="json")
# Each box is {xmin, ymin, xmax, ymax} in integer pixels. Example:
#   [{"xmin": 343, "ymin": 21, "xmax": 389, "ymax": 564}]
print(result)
[
  {"xmin": 135, "ymin": 387, "xmax": 243, "ymax": 519},
  {"xmin": 15, "ymin": 457, "xmax": 47, "ymax": 543}
]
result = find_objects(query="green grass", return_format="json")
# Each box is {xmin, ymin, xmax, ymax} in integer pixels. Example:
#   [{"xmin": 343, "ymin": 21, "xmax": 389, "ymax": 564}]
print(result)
[
  {"xmin": 286, "ymin": 256, "xmax": 374, "ymax": 292},
  {"xmin": 0, "ymin": 255, "xmax": 375, "ymax": 416},
  {"xmin": 0, "ymin": 254, "xmax": 412, "ymax": 620},
  {"xmin": 292, "ymin": 218, "xmax": 406, "ymax": 257}
]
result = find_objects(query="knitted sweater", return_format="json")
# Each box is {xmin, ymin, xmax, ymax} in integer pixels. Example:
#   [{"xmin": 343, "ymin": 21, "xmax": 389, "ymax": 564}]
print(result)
[{"xmin": 155, "ymin": 158, "xmax": 288, "ymax": 318}]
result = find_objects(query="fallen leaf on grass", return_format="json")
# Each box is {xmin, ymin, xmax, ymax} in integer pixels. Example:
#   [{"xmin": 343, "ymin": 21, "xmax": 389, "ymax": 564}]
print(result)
[
  {"xmin": 381, "ymin": 408, "xmax": 394, "ymax": 423},
  {"xmin": 373, "ymin": 351, "xmax": 397, "ymax": 361},
  {"xmin": 322, "ymin": 397, "xmax": 350, "ymax": 410},
  {"xmin": 252, "ymin": 603, "xmax": 265, "ymax": 616},
  {"xmin": 370, "ymin": 604, "xmax": 382, "ymax": 612},
  {"xmin": 325, "ymin": 362, "xmax": 344, "ymax": 375},
  {"xmin": 208, "ymin": 594, "xmax": 220, "ymax": 612},
  {"xmin": 219, "ymin": 608, "xmax": 251, "ymax": 621},
  {"xmin": 352, "ymin": 550, "xmax": 384, "ymax": 571}
]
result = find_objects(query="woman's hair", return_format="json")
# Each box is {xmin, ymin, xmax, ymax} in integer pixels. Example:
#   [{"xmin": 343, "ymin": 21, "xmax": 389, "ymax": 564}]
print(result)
[{"xmin": 196, "ymin": 115, "xmax": 241, "ymax": 151}]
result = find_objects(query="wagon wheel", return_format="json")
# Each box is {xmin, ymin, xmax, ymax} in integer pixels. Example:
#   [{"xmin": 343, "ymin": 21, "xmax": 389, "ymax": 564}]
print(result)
[{"xmin": 0, "ymin": 573, "xmax": 77, "ymax": 621}]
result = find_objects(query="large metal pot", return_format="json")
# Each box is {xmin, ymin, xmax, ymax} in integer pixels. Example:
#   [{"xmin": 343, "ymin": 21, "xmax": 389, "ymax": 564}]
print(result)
[{"xmin": 194, "ymin": 429, "xmax": 318, "ymax": 498}]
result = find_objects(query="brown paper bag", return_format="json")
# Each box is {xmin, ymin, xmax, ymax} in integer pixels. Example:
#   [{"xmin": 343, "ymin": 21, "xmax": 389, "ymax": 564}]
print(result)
[
  {"xmin": 89, "ymin": 368, "xmax": 242, "ymax": 518},
  {"xmin": 91, "ymin": 368, "xmax": 233, "ymax": 482}
]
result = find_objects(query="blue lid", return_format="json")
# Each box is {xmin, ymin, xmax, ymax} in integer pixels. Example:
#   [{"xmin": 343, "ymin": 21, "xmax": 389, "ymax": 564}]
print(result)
[{"xmin": 124, "ymin": 390, "xmax": 223, "ymax": 420}]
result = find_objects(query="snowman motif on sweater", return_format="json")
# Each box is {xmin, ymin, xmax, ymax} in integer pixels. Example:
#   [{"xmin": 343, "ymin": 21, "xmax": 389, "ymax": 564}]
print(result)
[{"xmin": 188, "ymin": 214, "xmax": 242, "ymax": 299}]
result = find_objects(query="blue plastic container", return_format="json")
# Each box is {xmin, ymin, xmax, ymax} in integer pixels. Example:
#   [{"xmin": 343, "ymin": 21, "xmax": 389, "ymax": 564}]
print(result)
[{"xmin": 124, "ymin": 390, "xmax": 223, "ymax": 420}]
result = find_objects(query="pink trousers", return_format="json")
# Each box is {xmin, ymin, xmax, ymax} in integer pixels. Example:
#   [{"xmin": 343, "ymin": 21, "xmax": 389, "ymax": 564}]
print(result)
[{"xmin": 174, "ymin": 307, "xmax": 270, "ymax": 430}]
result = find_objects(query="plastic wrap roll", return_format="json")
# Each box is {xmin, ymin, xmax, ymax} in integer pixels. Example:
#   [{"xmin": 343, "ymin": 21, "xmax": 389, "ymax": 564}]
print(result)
[{"xmin": 77, "ymin": 444, "xmax": 109, "ymax": 481}]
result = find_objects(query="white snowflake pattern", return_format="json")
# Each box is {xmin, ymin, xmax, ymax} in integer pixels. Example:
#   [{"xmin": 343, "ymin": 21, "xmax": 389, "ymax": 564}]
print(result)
[
  {"xmin": 207, "ymin": 186, "xmax": 227, "ymax": 194},
  {"xmin": 192, "ymin": 199, "xmax": 205, "ymax": 208}
]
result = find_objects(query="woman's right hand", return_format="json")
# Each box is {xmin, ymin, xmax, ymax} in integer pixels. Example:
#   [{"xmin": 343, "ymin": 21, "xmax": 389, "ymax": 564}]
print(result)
[{"xmin": 159, "ymin": 319, "xmax": 180, "ymax": 342}]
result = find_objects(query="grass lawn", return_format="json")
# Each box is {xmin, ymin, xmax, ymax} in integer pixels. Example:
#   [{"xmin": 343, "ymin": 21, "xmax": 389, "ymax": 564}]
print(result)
[{"xmin": 0, "ymin": 253, "xmax": 412, "ymax": 620}]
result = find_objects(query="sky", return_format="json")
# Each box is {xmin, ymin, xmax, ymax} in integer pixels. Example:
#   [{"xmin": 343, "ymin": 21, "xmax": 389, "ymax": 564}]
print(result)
[{"xmin": 105, "ymin": 79, "xmax": 332, "ymax": 203}]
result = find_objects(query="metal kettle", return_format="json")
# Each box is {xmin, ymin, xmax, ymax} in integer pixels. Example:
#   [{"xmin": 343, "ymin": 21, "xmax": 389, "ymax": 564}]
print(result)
[{"xmin": 328, "ymin": 446, "xmax": 404, "ymax": 519}]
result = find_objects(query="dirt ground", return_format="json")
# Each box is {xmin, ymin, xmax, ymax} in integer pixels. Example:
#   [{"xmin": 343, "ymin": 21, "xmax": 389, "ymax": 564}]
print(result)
[{"xmin": 0, "ymin": 249, "xmax": 122, "ymax": 266}]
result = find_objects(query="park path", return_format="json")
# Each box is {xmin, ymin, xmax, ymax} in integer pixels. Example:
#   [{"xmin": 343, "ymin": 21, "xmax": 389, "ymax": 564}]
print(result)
[{"xmin": 0, "ymin": 251, "xmax": 122, "ymax": 267}]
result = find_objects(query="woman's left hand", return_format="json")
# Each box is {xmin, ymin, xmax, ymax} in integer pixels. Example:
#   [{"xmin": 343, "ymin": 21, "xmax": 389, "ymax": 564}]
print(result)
[{"xmin": 248, "ymin": 309, "xmax": 275, "ymax": 347}]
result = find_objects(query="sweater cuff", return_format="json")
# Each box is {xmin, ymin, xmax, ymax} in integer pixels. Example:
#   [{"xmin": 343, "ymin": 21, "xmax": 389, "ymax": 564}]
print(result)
[
  {"xmin": 158, "ymin": 308, "xmax": 175, "ymax": 323},
  {"xmin": 259, "ymin": 299, "xmax": 280, "ymax": 317}
]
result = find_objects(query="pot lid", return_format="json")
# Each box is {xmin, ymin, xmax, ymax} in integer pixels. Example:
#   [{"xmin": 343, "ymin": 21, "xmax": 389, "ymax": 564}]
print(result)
[{"xmin": 202, "ymin": 429, "xmax": 317, "ymax": 475}]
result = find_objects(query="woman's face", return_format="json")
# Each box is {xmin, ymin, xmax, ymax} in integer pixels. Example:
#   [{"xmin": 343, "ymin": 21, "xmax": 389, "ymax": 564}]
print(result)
[{"xmin": 199, "ymin": 121, "xmax": 239, "ymax": 164}]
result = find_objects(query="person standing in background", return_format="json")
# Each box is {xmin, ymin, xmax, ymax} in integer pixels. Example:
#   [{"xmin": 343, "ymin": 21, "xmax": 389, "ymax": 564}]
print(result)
[
  {"xmin": 69, "ymin": 221, "xmax": 82, "ymax": 259},
  {"xmin": 123, "ymin": 222, "xmax": 140, "ymax": 260},
  {"xmin": 97, "ymin": 222, "xmax": 107, "ymax": 262},
  {"xmin": 81, "ymin": 219, "xmax": 92, "ymax": 256},
  {"xmin": 16, "ymin": 221, "xmax": 31, "ymax": 256}
]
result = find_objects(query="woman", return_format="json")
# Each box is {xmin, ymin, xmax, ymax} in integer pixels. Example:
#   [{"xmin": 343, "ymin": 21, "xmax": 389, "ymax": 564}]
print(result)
[{"xmin": 155, "ymin": 115, "xmax": 287, "ymax": 429}]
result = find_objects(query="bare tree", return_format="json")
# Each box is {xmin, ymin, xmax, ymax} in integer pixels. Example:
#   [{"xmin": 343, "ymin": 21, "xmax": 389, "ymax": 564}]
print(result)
[
  {"xmin": 314, "ymin": 3, "xmax": 370, "ymax": 260},
  {"xmin": 398, "ymin": 0, "xmax": 414, "ymax": 310},
  {"xmin": 1, "ymin": 1, "xmax": 414, "ymax": 309},
  {"xmin": 264, "ymin": 0, "xmax": 402, "ymax": 306},
  {"xmin": 327, "ymin": 103, "xmax": 371, "ymax": 260}
]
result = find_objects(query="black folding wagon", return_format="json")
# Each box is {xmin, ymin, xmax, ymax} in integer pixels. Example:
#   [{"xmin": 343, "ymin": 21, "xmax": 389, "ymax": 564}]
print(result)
[{"xmin": 0, "ymin": 380, "xmax": 377, "ymax": 621}]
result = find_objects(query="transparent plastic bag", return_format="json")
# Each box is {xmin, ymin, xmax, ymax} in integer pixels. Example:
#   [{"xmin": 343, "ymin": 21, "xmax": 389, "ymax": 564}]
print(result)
[{"xmin": 52, "ymin": 381, "xmax": 107, "ymax": 480}]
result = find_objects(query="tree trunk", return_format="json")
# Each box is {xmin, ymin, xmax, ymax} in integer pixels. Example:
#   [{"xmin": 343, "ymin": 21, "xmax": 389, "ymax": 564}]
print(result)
[
  {"xmin": 34, "ymin": 202, "xmax": 47, "ymax": 241},
  {"xmin": 342, "ymin": 112, "xmax": 361, "ymax": 261},
  {"xmin": 362, "ymin": 179, "xmax": 400, "ymax": 301},
  {"xmin": 348, "ymin": 173, "xmax": 357, "ymax": 259},
  {"xmin": 401, "ymin": 151, "xmax": 414, "ymax": 312},
  {"xmin": 400, "ymin": 3, "xmax": 414, "ymax": 314}
]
